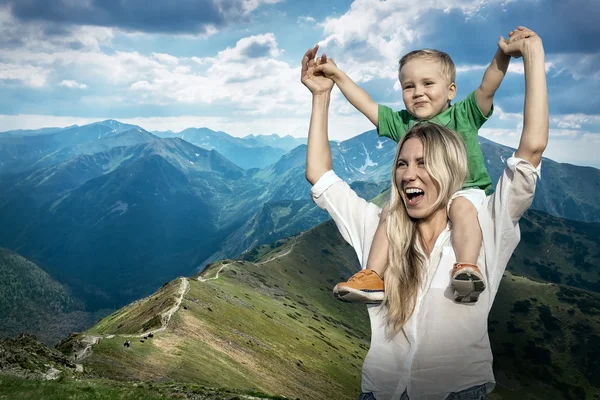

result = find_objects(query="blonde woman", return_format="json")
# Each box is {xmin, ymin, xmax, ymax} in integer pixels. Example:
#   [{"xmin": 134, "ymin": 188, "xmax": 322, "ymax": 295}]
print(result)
[{"xmin": 301, "ymin": 29, "xmax": 548, "ymax": 400}]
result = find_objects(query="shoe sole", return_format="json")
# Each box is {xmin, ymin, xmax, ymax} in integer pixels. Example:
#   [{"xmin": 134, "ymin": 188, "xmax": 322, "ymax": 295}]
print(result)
[
  {"xmin": 333, "ymin": 286, "xmax": 384, "ymax": 304},
  {"xmin": 451, "ymin": 272, "xmax": 486, "ymax": 303}
]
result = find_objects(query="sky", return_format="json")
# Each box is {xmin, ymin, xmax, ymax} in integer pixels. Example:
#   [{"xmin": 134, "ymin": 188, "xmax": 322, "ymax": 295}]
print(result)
[{"xmin": 0, "ymin": 0, "xmax": 599, "ymax": 167}]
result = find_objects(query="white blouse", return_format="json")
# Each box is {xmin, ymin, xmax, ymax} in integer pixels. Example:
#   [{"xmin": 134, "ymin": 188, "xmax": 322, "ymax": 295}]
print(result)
[{"xmin": 310, "ymin": 156, "xmax": 541, "ymax": 400}]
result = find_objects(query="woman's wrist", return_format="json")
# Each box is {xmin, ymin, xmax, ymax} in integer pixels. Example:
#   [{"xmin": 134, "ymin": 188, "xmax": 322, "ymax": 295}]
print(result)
[
  {"xmin": 312, "ymin": 91, "xmax": 331, "ymax": 103},
  {"xmin": 521, "ymin": 38, "xmax": 545, "ymax": 61}
]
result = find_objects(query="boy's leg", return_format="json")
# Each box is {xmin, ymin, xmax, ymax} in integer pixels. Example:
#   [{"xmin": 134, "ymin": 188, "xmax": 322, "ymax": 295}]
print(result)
[
  {"xmin": 366, "ymin": 207, "xmax": 389, "ymax": 277},
  {"xmin": 333, "ymin": 207, "xmax": 388, "ymax": 304},
  {"xmin": 449, "ymin": 197, "xmax": 486, "ymax": 303}
]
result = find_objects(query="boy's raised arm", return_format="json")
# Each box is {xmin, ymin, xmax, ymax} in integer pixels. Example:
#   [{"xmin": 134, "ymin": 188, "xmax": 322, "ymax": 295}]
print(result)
[
  {"xmin": 475, "ymin": 45, "xmax": 511, "ymax": 116},
  {"xmin": 313, "ymin": 48, "xmax": 379, "ymax": 127},
  {"xmin": 476, "ymin": 27, "xmax": 537, "ymax": 116}
]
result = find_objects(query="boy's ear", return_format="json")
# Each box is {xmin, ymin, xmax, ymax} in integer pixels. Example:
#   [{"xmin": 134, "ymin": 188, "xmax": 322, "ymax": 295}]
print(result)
[{"xmin": 447, "ymin": 82, "xmax": 457, "ymax": 101}]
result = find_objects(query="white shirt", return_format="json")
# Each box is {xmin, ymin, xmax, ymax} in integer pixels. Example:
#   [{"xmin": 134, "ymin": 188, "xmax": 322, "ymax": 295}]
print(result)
[{"xmin": 310, "ymin": 156, "xmax": 541, "ymax": 400}]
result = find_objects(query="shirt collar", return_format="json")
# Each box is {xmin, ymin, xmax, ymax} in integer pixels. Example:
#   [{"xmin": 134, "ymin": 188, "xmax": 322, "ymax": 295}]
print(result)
[{"xmin": 407, "ymin": 105, "xmax": 453, "ymax": 129}]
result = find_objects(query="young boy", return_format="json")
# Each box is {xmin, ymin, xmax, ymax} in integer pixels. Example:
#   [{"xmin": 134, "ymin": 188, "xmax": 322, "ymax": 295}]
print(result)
[{"xmin": 312, "ymin": 27, "xmax": 532, "ymax": 304}]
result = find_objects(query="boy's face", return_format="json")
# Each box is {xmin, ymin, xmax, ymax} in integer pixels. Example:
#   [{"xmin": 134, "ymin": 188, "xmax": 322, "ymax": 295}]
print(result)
[{"xmin": 399, "ymin": 57, "xmax": 456, "ymax": 121}]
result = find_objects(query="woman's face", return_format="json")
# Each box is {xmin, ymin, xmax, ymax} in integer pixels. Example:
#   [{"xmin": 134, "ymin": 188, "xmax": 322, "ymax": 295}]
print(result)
[{"xmin": 395, "ymin": 138, "xmax": 439, "ymax": 219}]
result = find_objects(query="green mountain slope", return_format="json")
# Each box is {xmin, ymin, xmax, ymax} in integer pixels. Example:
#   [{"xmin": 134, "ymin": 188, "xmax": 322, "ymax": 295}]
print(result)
[
  {"xmin": 509, "ymin": 209, "xmax": 600, "ymax": 293},
  {"xmin": 0, "ymin": 248, "xmax": 93, "ymax": 345},
  {"xmin": 60, "ymin": 221, "xmax": 370, "ymax": 399},
  {"xmin": 57, "ymin": 212, "xmax": 599, "ymax": 399},
  {"xmin": 489, "ymin": 271, "xmax": 599, "ymax": 400}
]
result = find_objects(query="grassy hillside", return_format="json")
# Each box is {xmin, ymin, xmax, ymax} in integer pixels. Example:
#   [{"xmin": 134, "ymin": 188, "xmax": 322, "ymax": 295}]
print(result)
[
  {"xmin": 41, "ymin": 214, "xmax": 600, "ymax": 399},
  {"xmin": 0, "ymin": 334, "xmax": 284, "ymax": 400},
  {"xmin": 0, "ymin": 248, "xmax": 93, "ymax": 345},
  {"xmin": 59, "ymin": 221, "xmax": 371, "ymax": 400},
  {"xmin": 511, "ymin": 209, "xmax": 600, "ymax": 292},
  {"xmin": 488, "ymin": 271, "xmax": 599, "ymax": 400}
]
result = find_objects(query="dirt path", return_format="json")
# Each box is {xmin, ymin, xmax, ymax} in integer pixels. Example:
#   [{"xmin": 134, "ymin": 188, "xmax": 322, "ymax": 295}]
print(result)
[
  {"xmin": 197, "ymin": 263, "xmax": 230, "ymax": 282},
  {"xmin": 197, "ymin": 239, "xmax": 298, "ymax": 283},
  {"xmin": 256, "ymin": 237, "xmax": 297, "ymax": 265},
  {"xmin": 74, "ymin": 277, "xmax": 189, "ymax": 361}
]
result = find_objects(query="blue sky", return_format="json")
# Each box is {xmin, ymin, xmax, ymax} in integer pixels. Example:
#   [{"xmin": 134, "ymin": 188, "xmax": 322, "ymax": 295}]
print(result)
[{"xmin": 0, "ymin": 0, "xmax": 599, "ymax": 167}]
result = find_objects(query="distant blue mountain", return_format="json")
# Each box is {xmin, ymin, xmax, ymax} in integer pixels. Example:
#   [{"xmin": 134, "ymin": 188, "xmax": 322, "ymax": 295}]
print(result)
[
  {"xmin": 0, "ymin": 138, "xmax": 252, "ymax": 310},
  {"xmin": 0, "ymin": 120, "xmax": 156, "ymax": 173},
  {"xmin": 0, "ymin": 127, "xmax": 71, "ymax": 136},
  {"xmin": 242, "ymin": 133, "xmax": 306, "ymax": 152},
  {"xmin": 153, "ymin": 127, "xmax": 288, "ymax": 169}
]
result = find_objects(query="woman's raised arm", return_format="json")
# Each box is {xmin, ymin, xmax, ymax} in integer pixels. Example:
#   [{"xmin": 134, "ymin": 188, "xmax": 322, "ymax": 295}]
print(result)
[
  {"xmin": 301, "ymin": 46, "xmax": 335, "ymax": 185},
  {"xmin": 500, "ymin": 32, "xmax": 548, "ymax": 167}
]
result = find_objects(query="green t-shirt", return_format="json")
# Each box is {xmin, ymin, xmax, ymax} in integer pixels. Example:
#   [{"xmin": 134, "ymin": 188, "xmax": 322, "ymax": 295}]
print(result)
[{"xmin": 378, "ymin": 90, "xmax": 492, "ymax": 195}]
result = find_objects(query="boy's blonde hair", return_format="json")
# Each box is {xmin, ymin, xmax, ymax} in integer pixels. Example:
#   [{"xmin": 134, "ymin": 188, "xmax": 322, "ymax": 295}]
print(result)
[
  {"xmin": 383, "ymin": 122, "xmax": 467, "ymax": 334},
  {"xmin": 398, "ymin": 49, "xmax": 456, "ymax": 84}
]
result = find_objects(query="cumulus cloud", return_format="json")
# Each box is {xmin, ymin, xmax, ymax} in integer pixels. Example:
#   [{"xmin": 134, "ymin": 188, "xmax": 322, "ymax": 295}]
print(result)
[
  {"xmin": 60, "ymin": 79, "xmax": 87, "ymax": 89},
  {"xmin": 152, "ymin": 53, "xmax": 179, "ymax": 65},
  {"xmin": 0, "ymin": 0, "xmax": 280, "ymax": 34},
  {"xmin": 0, "ymin": 8, "xmax": 302, "ymax": 116},
  {"xmin": 215, "ymin": 33, "xmax": 282, "ymax": 62},
  {"xmin": 95, "ymin": 33, "xmax": 303, "ymax": 114},
  {"xmin": 0, "ymin": 62, "xmax": 48, "ymax": 87}
]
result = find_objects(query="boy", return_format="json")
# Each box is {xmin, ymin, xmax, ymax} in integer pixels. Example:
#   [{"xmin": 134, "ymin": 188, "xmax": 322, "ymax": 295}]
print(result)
[{"xmin": 312, "ymin": 27, "xmax": 532, "ymax": 304}]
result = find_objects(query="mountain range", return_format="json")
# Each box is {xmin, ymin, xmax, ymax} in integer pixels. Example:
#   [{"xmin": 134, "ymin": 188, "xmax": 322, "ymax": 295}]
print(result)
[
  {"xmin": 0, "ymin": 120, "xmax": 598, "ymax": 308},
  {"xmin": 0, "ymin": 119, "xmax": 599, "ymax": 399}
]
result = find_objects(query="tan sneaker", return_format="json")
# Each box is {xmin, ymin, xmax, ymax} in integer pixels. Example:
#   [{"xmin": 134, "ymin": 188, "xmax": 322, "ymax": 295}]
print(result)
[
  {"xmin": 333, "ymin": 270, "xmax": 384, "ymax": 304},
  {"xmin": 451, "ymin": 263, "xmax": 486, "ymax": 303}
]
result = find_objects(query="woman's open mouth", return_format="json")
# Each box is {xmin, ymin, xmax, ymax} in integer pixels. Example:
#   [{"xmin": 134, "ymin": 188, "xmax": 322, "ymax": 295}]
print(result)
[{"xmin": 405, "ymin": 187, "xmax": 424, "ymax": 205}]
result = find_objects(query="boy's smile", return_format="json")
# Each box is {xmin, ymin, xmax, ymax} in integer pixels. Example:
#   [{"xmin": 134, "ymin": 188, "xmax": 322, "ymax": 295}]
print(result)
[{"xmin": 399, "ymin": 58, "xmax": 457, "ymax": 121}]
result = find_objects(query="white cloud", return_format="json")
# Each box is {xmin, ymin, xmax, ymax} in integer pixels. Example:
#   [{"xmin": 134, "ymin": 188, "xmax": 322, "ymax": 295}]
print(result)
[
  {"xmin": 152, "ymin": 52, "xmax": 179, "ymax": 65},
  {"xmin": 456, "ymin": 65, "xmax": 487, "ymax": 73},
  {"xmin": 551, "ymin": 113, "xmax": 600, "ymax": 129},
  {"xmin": 491, "ymin": 105, "xmax": 522, "ymax": 121},
  {"xmin": 507, "ymin": 61, "xmax": 554, "ymax": 75},
  {"xmin": 298, "ymin": 15, "xmax": 316, "ymax": 23},
  {"xmin": 549, "ymin": 53, "xmax": 600, "ymax": 80},
  {"xmin": 215, "ymin": 33, "xmax": 281, "ymax": 62},
  {"xmin": 0, "ymin": 63, "xmax": 49, "ymax": 87},
  {"xmin": 60, "ymin": 79, "xmax": 88, "ymax": 89}
]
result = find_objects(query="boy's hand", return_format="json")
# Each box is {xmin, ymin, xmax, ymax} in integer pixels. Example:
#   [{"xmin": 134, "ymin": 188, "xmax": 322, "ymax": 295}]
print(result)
[
  {"xmin": 507, "ymin": 26, "xmax": 535, "ymax": 43},
  {"xmin": 314, "ymin": 56, "xmax": 342, "ymax": 81},
  {"xmin": 301, "ymin": 45, "xmax": 334, "ymax": 95},
  {"xmin": 498, "ymin": 26, "xmax": 540, "ymax": 58}
]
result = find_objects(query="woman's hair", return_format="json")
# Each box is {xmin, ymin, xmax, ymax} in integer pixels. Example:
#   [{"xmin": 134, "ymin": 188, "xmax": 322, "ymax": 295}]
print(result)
[{"xmin": 383, "ymin": 123, "xmax": 468, "ymax": 333}]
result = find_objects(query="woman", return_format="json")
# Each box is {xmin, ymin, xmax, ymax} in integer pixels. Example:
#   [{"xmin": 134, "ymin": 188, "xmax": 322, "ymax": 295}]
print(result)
[{"xmin": 301, "ymin": 30, "xmax": 548, "ymax": 400}]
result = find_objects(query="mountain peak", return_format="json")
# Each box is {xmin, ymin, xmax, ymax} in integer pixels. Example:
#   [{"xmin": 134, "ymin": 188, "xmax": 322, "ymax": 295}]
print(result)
[{"xmin": 87, "ymin": 120, "xmax": 141, "ymax": 133}]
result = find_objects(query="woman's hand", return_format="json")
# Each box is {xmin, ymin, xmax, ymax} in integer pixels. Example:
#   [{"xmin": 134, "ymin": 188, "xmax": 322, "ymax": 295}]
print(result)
[
  {"xmin": 499, "ymin": 27, "xmax": 542, "ymax": 58},
  {"xmin": 301, "ymin": 45, "xmax": 334, "ymax": 95}
]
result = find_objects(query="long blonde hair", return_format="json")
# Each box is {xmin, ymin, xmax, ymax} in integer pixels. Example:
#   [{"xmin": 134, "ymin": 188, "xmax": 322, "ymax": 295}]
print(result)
[{"xmin": 383, "ymin": 123, "xmax": 468, "ymax": 333}]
